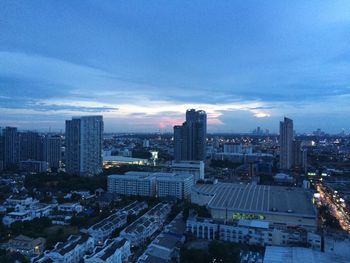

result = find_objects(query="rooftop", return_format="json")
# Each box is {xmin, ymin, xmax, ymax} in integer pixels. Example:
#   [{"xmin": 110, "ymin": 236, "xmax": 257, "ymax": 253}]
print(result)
[
  {"xmin": 54, "ymin": 234, "xmax": 90, "ymax": 255},
  {"xmin": 109, "ymin": 172, "xmax": 155, "ymax": 180},
  {"xmin": 103, "ymin": 155, "xmax": 148, "ymax": 162},
  {"xmin": 155, "ymin": 172, "xmax": 193, "ymax": 181},
  {"xmin": 238, "ymin": 219, "xmax": 269, "ymax": 229},
  {"xmin": 171, "ymin": 160, "xmax": 204, "ymax": 167},
  {"xmin": 193, "ymin": 183, "xmax": 316, "ymax": 217},
  {"xmin": 264, "ymin": 246, "xmax": 348, "ymax": 263},
  {"xmin": 99, "ymin": 238, "xmax": 128, "ymax": 261}
]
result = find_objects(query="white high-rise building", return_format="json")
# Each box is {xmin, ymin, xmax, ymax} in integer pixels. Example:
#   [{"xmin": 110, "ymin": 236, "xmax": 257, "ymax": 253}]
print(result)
[
  {"xmin": 107, "ymin": 172, "xmax": 157, "ymax": 197},
  {"xmin": 107, "ymin": 171, "xmax": 193, "ymax": 199},
  {"xmin": 65, "ymin": 116, "xmax": 103, "ymax": 176},
  {"xmin": 171, "ymin": 160, "xmax": 204, "ymax": 182},
  {"xmin": 223, "ymin": 143, "xmax": 242, "ymax": 154},
  {"xmin": 279, "ymin": 117, "xmax": 294, "ymax": 170},
  {"xmin": 156, "ymin": 173, "xmax": 193, "ymax": 199}
]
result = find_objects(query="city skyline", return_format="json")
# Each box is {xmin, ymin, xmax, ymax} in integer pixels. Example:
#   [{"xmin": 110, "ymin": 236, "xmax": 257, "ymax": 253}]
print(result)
[{"xmin": 1, "ymin": 1, "xmax": 350, "ymax": 133}]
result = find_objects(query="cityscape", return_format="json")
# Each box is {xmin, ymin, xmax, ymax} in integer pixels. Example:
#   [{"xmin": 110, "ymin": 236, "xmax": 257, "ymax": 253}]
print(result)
[{"xmin": 1, "ymin": 1, "xmax": 350, "ymax": 263}]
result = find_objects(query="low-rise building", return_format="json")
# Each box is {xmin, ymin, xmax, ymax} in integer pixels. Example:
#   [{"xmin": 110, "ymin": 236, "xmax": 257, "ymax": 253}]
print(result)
[
  {"xmin": 191, "ymin": 182, "xmax": 317, "ymax": 230},
  {"xmin": 84, "ymin": 238, "xmax": 131, "ymax": 263},
  {"xmin": 274, "ymin": 173, "xmax": 294, "ymax": 184},
  {"xmin": 137, "ymin": 213, "xmax": 186, "ymax": 263},
  {"xmin": 1, "ymin": 235, "xmax": 45, "ymax": 257},
  {"xmin": 186, "ymin": 217, "xmax": 321, "ymax": 250},
  {"xmin": 264, "ymin": 246, "xmax": 348, "ymax": 263},
  {"xmin": 34, "ymin": 234, "xmax": 94, "ymax": 263},
  {"xmin": 213, "ymin": 152, "xmax": 273, "ymax": 163},
  {"xmin": 57, "ymin": 203, "xmax": 83, "ymax": 214},
  {"xmin": 4, "ymin": 195, "xmax": 38, "ymax": 210},
  {"xmin": 88, "ymin": 201, "xmax": 148, "ymax": 244},
  {"xmin": 50, "ymin": 215, "xmax": 72, "ymax": 225},
  {"xmin": 171, "ymin": 160, "xmax": 205, "ymax": 183},
  {"xmin": 20, "ymin": 160, "xmax": 49, "ymax": 173},
  {"xmin": 120, "ymin": 203, "xmax": 171, "ymax": 247},
  {"xmin": 103, "ymin": 155, "xmax": 149, "ymax": 168},
  {"xmin": 2, "ymin": 203, "xmax": 54, "ymax": 226}
]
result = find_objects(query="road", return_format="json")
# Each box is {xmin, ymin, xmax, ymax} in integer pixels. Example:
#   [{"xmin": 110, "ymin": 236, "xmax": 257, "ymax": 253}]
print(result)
[{"xmin": 315, "ymin": 181, "xmax": 350, "ymax": 233}]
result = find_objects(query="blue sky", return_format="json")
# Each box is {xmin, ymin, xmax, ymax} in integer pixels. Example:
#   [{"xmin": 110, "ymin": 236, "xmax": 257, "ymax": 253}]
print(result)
[{"xmin": 1, "ymin": 1, "xmax": 350, "ymax": 133}]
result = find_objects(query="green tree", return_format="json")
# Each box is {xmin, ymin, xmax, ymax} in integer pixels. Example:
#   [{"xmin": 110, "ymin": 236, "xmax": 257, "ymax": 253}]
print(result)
[
  {"xmin": 180, "ymin": 247, "xmax": 210, "ymax": 263},
  {"xmin": 208, "ymin": 241, "xmax": 240, "ymax": 263}
]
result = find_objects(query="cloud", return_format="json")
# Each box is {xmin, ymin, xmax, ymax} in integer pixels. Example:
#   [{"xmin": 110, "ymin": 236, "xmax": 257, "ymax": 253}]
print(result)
[
  {"xmin": 1, "ymin": 49, "xmax": 349, "ymax": 133},
  {"xmin": 1, "ymin": 0, "xmax": 350, "ymax": 133}
]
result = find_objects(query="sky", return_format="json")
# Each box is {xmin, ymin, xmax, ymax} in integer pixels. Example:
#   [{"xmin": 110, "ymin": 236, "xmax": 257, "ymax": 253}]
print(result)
[{"xmin": 1, "ymin": 1, "xmax": 350, "ymax": 133}]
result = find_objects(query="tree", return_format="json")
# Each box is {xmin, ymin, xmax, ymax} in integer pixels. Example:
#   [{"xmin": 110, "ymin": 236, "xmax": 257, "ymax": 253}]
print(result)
[
  {"xmin": 180, "ymin": 247, "xmax": 210, "ymax": 263},
  {"xmin": 208, "ymin": 241, "xmax": 240, "ymax": 263},
  {"xmin": 132, "ymin": 149, "xmax": 151, "ymax": 159}
]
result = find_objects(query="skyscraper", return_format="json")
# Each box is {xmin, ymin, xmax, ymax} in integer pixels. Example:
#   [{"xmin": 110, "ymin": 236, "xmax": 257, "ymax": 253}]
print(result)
[
  {"xmin": 174, "ymin": 109, "xmax": 207, "ymax": 161},
  {"xmin": 279, "ymin": 117, "xmax": 293, "ymax": 170},
  {"xmin": 3, "ymin": 127, "xmax": 20, "ymax": 170},
  {"xmin": 292, "ymin": 139, "xmax": 307, "ymax": 172},
  {"xmin": 0, "ymin": 129, "xmax": 4, "ymax": 171},
  {"xmin": 19, "ymin": 131, "xmax": 43, "ymax": 161},
  {"xmin": 43, "ymin": 135, "xmax": 62, "ymax": 170},
  {"xmin": 65, "ymin": 116, "xmax": 103, "ymax": 176}
]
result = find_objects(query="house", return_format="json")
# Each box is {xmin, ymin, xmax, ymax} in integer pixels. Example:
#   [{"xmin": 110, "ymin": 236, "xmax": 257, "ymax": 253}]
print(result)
[
  {"xmin": 120, "ymin": 203, "xmax": 171, "ymax": 247},
  {"xmin": 57, "ymin": 203, "xmax": 83, "ymax": 214},
  {"xmin": 34, "ymin": 234, "xmax": 94, "ymax": 263},
  {"xmin": 2, "ymin": 235, "xmax": 46, "ymax": 257},
  {"xmin": 84, "ymin": 238, "xmax": 131, "ymax": 263}
]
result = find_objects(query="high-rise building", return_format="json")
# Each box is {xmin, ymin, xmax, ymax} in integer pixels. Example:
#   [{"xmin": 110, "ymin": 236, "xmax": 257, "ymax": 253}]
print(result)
[
  {"xmin": 173, "ymin": 109, "xmax": 207, "ymax": 161},
  {"xmin": 107, "ymin": 171, "xmax": 193, "ymax": 200},
  {"xmin": 279, "ymin": 117, "xmax": 293, "ymax": 170},
  {"xmin": 3, "ymin": 127, "xmax": 20, "ymax": 170},
  {"xmin": 65, "ymin": 116, "xmax": 103, "ymax": 176},
  {"xmin": 43, "ymin": 135, "xmax": 62, "ymax": 170},
  {"xmin": 0, "ymin": 129, "xmax": 4, "ymax": 171},
  {"xmin": 223, "ymin": 143, "xmax": 242, "ymax": 154},
  {"xmin": 19, "ymin": 131, "xmax": 43, "ymax": 161},
  {"xmin": 171, "ymin": 160, "xmax": 205, "ymax": 182},
  {"xmin": 292, "ymin": 140, "xmax": 307, "ymax": 172}
]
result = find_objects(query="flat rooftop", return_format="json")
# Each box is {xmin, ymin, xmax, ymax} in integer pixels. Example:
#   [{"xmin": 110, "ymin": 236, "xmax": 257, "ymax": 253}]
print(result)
[
  {"xmin": 238, "ymin": 219, "xmax": 269, "ymax": 229},
  {"xmin": 155, "ymin": 172, "xmax": 193, "ymax": 181},
  {"xmin": 109, "ymin": 172, "xmax": 193, "ymax": 181},
  {"xmin": 172, "ymin": 160, "xmax": 204, "ymax": 167},
  {"xmin": 108, "ymin": 172, "xmax": 155, "ymax": 180},
  {"xmin": 264, "ymin": 246, "xmax": 348, "ymax": 263},
  {"xmin": 193, "ymin": 183, "xmax": 316, "ymax": 217},
  {"xmin": 103, "ymin": 156, "xmax": 147, "ymax": 162}
]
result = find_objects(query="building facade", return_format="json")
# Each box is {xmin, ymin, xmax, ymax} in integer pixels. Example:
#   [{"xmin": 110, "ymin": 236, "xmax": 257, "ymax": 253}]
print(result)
[
  {"xmin": 34, "ymin": 234, "xmax": 94, "ymax": 263},
  {"xmin": 65, "ymin": 116, "xmax": 103, "ymax": 176},
  {"xmin": 108, "ymin": 172, "xmax": 193, "ymax": 200},
  {"xmin": 279, "ymin": 117, "xmax": 294, "ymax": 170},
  {"xmin": 174, "ymin": 109, "xmax": 207, "ymax": 161},
  {"xmin": 88, "ymin": 201, "xmax": 148, "ymax": 244},
  {"xmin": 3, "ymin": 127, "xmax": 20, "ymax": 169},
  {"xmin": 171, "ymin": 160, "xmax": 205, "ymax": 182},
  {"xmin": 2, "ymin": 235, "xmax": 46, "ymax": 257},
  {"xmin": 43, "ymin": 135, "xmax": 62, "ymax": 170},
  {"xmin": 84, "ymin": 238, "xmax": 131, "ymax": 263},
  {"xmin": 107, "ymin": 172, "xmax": 156, "ymax": 197},
  {"xmin": 186, "ymin": 217, "xmax": 321, "ymax": 250},
  {"xmin": 19, "ymin": 160, "xmax": 49, "ymax": 173},
  {"xmin": 19, "ymin": 131, "xmax": 43, "ymax": 162},
  {"xmin": 156, "ymin": 173, "xmax": 193, "ymax": 199},
  {"xmin": 120, "ymin": 203, "xmax": 171, "ymax": 247}
]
